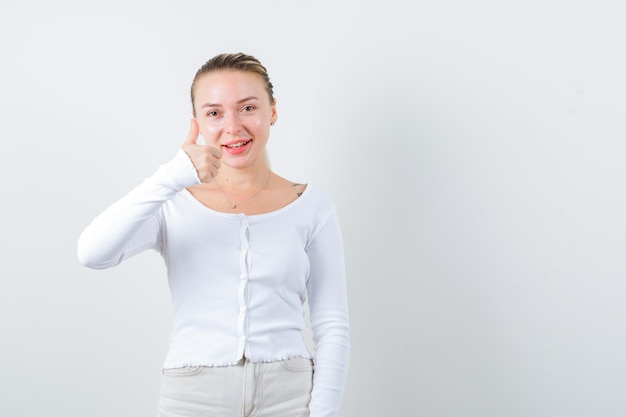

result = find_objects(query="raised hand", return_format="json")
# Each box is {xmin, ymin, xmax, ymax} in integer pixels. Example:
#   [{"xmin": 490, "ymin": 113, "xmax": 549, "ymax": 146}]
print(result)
[{"xmin": 181, "ymin": 119, "xmax": 222, "ymax": 182}]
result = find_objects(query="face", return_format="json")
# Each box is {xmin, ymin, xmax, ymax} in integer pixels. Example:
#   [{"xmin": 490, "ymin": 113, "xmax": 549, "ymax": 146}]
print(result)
[{"xmin": 192, "ymin": 70, "xmax": 277, "ymax": 169}]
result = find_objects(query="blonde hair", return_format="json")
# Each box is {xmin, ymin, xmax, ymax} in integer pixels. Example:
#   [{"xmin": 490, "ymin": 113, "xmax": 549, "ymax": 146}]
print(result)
[{"xmin": 190, "ymin": 53, "xmax": 275, "ymax": 115}]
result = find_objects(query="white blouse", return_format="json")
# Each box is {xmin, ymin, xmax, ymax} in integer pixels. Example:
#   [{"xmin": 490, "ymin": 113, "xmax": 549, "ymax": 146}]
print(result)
[{"xmin": 77, "ymin": 150, "xmax": 350, "ymax": 417}]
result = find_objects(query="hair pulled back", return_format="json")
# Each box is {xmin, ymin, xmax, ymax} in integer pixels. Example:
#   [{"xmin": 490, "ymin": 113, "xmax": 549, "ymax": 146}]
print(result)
[{"xmin": 190, "ymin": 53, "xmax": 275, "ymax": 114}]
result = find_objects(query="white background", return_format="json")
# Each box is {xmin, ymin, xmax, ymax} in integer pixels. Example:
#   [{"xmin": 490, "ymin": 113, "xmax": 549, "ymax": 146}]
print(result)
[{"xmin": 1, "ymin": 1, "xmax": 625, "ymax": 416}]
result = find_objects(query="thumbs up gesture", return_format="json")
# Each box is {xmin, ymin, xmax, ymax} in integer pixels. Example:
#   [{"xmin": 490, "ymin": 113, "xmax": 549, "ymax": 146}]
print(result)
[{"xmin": 181, "ymin": 119, "xmax": 222, "ymax": 183}]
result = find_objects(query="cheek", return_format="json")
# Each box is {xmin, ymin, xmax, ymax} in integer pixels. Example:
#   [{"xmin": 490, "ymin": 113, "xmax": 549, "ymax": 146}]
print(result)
[
  {"xmin": 251, "ymin": 116, "xmax": 269, "ymax": 131},
  {"xmin": 199, "ymin": 124, "xmax": 222, "ymax": 142}
]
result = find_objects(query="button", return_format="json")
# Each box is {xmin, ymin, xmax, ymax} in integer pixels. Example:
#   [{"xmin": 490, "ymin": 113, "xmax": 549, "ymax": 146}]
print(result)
[
  {"xmin": 240, "ymin": 274, "xmax": 247, "ymax": 281},
  {"xmin": 240, "ymin": 307, "xmax": 247, "ymax": 313}
]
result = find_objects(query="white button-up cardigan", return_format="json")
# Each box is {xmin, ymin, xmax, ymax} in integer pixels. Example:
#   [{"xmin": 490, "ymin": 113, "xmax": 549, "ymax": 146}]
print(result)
[{"xmin": 77, "ymin": 150, "xmax": 350, "ymax": 417}]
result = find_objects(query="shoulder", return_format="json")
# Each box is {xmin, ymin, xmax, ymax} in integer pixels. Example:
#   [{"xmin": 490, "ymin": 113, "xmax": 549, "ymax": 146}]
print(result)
[
  {"xmin": 302, "ymin": 184, "xmax": 334, "ymax": 205},
  {"xmin": 297, "ymin": 184, "xmax": 338, "ymax": 223},
  {"xmin": 270, "ymin": 174, "xmax": 306, "ymax": 194}
]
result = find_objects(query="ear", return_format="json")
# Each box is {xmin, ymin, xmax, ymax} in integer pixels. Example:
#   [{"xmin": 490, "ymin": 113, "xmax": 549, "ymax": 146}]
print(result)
[{"xmin": 270, "ymin": 99, "xmax": 278, "ymax": 125}]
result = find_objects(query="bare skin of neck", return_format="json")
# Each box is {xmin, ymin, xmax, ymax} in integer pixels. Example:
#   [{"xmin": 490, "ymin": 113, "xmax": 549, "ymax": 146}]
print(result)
[{"xmin": 187, "ymin": 162, "xmax": 306, "ymax": 215}]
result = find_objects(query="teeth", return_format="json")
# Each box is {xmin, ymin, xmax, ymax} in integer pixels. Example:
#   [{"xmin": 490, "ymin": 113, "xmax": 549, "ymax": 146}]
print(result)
[{"xmin": 227, "ymin": 141, "xmax": 249, "ymax": 148}]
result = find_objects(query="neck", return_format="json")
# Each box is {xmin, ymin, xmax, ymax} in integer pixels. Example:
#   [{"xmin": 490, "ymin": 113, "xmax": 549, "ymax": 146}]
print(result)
[{"xmin": 214, "ymin": 162, "xmax": 271, "ymax": 190}]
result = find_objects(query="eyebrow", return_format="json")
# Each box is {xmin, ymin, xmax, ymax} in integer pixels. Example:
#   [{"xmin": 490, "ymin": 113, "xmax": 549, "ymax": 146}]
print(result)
[{"xmin": 200, "ymin": 96, "xmax": 260, "ymax": 109}]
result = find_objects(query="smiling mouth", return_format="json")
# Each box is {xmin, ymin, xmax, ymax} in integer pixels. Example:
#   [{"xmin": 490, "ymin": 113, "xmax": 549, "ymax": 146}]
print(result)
[{"xmin": 224, "ymin": 140, "xmax": 252, "ymax": 149}]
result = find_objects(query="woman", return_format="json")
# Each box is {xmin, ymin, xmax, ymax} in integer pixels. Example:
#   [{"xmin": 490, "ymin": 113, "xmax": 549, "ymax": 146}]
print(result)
[{"xmin": 77, "ymin": 53, "xmax": 350, "ymax": 417}]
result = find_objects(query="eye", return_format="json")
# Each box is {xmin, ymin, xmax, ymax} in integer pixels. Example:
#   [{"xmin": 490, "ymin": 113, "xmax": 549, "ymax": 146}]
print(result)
[
  {"xmin": 207, "ymin": 110, "xmax": 219, "ymax": 117},
  {"xmin": 242, "ymin": 105, "xmax": 255, "ymax": 112}
]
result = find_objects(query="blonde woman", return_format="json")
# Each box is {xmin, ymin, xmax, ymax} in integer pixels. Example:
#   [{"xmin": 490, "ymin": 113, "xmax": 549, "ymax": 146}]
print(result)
[{"xmin": 77, "ymin": 53, "xmax": 350, "ymax": 417}]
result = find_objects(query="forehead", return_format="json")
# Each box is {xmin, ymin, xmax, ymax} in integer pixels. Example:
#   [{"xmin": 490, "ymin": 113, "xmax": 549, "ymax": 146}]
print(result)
[{"xmin": 193, "ymin": 70, "xmax": 267, "ymax": 103}]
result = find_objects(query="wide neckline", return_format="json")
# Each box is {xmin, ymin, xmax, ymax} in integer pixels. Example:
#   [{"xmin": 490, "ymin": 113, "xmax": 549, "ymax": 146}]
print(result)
[{"xmin": 180, "ymin": 183, "xmax": 311, "ymax": 220}]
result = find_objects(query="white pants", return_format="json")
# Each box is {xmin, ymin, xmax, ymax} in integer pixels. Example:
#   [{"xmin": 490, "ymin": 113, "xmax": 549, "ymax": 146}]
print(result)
[{"xmin": 157, "ymin": 357, "xmax": 313, "ymax": 417}]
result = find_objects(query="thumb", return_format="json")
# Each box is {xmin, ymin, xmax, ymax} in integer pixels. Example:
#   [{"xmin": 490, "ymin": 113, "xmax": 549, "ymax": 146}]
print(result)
[{"xmin": 183, "ymin": 118, "xmax": 200, "ymax": 146}]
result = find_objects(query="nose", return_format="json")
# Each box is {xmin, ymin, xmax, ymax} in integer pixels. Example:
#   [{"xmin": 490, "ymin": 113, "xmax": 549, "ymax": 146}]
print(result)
[{"xmin": 223, "ymin": 111, "xmax": 243, "ymax": 135}]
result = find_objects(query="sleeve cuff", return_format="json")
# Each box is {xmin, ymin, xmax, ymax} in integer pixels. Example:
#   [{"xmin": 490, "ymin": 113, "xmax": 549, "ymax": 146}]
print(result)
[{"xmin": 153, "ymin": 149, "xmax": 202, "ymax": 191}]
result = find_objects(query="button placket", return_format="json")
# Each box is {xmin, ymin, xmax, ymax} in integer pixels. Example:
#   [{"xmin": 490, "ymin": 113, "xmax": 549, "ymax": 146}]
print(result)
[{"xmin": 236, "ymin": 215, "xmax": 251, "ymax": 358}]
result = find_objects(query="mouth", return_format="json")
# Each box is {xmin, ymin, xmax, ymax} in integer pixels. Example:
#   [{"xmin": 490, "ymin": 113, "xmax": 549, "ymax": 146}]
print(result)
[
  {"xmin": 223, "ymin": 139, "xmax": 252, "ymax": 149},
  {"xmin": 222, "ymin": 139, "xmax": 252, "ymax": 154}
]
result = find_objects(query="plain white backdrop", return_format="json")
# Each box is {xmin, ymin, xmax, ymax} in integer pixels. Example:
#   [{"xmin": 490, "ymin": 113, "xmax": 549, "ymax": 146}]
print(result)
[{"xmin": 1, "ymin": 1, "xmax": 625, "ymax": 416}]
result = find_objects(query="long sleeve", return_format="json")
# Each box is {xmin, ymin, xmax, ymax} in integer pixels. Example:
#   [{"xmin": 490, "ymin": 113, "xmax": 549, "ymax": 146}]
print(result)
[
  {"xmin": 306, "ymin": 206, "xmax": 351, "ymax": 417},
  {"xmin": 77, "ymin": 149, "xmax": 200, "ymax": 269}
]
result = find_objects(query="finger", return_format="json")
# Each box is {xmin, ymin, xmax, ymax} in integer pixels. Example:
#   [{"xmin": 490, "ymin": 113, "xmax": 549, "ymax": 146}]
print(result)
[
  {"xmin": 210, "ymin": 145, "xmax": 222, "ymax": 159},
  {"xmin": 203, "ymin": 167, "xmax": 217, "ymax": 183},
  {"xmin": 183, "ymin": 118, "xmax": 199, "ymax": 146}
]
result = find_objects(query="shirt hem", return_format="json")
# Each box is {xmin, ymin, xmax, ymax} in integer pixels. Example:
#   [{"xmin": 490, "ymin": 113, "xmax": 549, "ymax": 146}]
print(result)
[{"xmin": 162, "ymin": 354, "xmax": 314, "ymax": 370}]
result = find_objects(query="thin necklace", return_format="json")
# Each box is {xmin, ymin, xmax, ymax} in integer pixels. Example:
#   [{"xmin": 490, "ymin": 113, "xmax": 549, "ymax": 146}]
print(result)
[{"xmin": 214, "ymin": 170, "xmax": 271, "ymax": 209}]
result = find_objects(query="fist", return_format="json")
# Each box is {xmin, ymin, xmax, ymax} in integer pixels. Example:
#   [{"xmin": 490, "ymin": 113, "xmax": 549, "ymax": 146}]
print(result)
[{"xmin": 181, "ymin": 119, "xmax": 222, "ymax": 182}]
